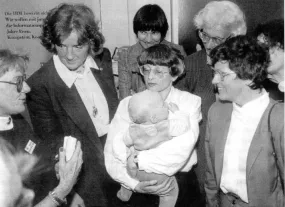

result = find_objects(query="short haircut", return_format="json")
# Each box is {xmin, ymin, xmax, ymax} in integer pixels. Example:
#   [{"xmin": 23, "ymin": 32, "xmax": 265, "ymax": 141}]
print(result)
[
  {"xmin": 133, "ymin": 4, "xmax": 169, "ymax": 40},
  {"xmin": 0, "ymin": 49, "xmax": 29, "ymax": 78},
  {"xmin": 137, "ymin": 44, "xmax": 185, "ymax": 77},
  {"xmin": 194, "ymin": 1, "xmax": 247, "ymax": 36},
  {"xmin": 210, "ymin": 35, "xmax": 269, "ymax": 90},
  {"xmin": 254, "ymin": 19, "xmax": 284, "ymax": 49},
  {"xmin": 40, "ymin": 3, "xmax": 105, "ymax": 56}
]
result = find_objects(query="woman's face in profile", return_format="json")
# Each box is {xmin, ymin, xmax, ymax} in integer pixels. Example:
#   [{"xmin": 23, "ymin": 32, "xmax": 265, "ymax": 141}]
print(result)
[
  {"xmin": 137, "ymin": 31, "xmax": 162, "ymax": 48},
  {"xmin": 55, "ymin": 30, "xmax": 90, "ymax": 71},
  {"xmin": 0, "ymin": 69, "xmax": 30, "ymax": 116}
]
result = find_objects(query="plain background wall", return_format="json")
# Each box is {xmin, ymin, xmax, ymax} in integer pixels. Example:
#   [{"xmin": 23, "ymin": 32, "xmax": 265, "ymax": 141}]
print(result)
[{"xmin": 179, "ymin": 0, "xmax": 284, "ymax": 55}]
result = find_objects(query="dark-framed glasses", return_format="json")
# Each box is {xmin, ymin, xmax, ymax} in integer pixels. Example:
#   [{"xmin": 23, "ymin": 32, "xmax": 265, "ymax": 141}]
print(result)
[
  {"xmin": 139, "ymin": 66, "xmax": 170, "ymax": 79},
  {"xmin": 0, "ymin": 74, "xmax": 26, "ymax": 92},
  {"xmin": 212, "ymin": 70, "xmax": 235, "ymax": 81},
  {"xmin": 198, "ymin": 29, "xmax": 230, "ymax": 45}
]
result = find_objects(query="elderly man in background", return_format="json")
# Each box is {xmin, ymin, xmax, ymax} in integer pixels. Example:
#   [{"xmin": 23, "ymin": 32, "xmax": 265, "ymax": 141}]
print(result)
[
  {"xmin": 254, "ymin": 19, "xmax": 284, "ymax": 102},
  {"xmin": 175, "ymin": 1, "xmax": 247, "ymax": 203}
]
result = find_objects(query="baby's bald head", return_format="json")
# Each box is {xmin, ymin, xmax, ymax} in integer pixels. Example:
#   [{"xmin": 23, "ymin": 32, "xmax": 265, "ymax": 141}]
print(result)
[{"xmin": 128, "ymin": 90, "xmax": 164, "ymax": 124}]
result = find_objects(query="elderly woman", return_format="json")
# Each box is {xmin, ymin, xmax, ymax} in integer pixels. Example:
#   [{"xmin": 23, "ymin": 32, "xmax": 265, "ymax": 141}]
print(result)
[
  {"xmin": 105, "ymin": 44, "xmax": 202, "ymax": 206},
  {"xmin": 118, "ymin": 4, "xmax": 186, "ymax": 100},
  {"xmin": 175, "ymin": 1, "xmax": 247, "ymax": 195},
  {"xmin": 0, "ymin": 49, "xmax": 83, "ymax": 206},
  {"xmin": 254, "ymin": 19, "xmax": 284, "ymax": 101},
  {"xmin": 205, "ymin": 35, "xmax": 284, "ymax": 207},
  {"xmin": 26, "ymin": 3, "xmax": 119, "ymax": 206}
]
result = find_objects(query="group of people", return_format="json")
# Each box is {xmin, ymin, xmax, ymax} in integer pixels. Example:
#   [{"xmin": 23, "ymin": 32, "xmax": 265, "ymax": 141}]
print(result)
[{"xmin": 0, "ymin": 1, "xmax": 283, "ymax": 207}]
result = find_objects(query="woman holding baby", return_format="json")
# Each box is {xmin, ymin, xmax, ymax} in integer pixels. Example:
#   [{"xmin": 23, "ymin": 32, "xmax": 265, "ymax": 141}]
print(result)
[{"xmin": 105, "ymin": 44, "xmax": 202, "ymax": 206}]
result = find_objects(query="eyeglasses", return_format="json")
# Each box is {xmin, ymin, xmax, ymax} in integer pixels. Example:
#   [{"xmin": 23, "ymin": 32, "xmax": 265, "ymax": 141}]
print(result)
[
  {"xmin": 212, "ymin": 70, "xmax": 235, "ymax": 81},
  {"xmin": 0, "ymin": 75, "xmax": 26, "ymax": 92},
  {"xmin": 139, "ymin": 66, "xmax": 169, "ymax": 79},
  {"xmin": 198, "ymin": 29, "xmax": 230, "ymax": 45}
]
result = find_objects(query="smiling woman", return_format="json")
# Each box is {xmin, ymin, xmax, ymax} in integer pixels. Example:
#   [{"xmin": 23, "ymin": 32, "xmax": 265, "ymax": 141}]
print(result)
[
  {"xmin": 205, "ymin": 35, "xmax": 284, "ymax": 207},
  {"xmin": 118, "ymin": 4, "xmax": 186, "ymax": 100},
  {"xmin": 0, "ymin": 50, "xmax": 30, "ymax": 116}
]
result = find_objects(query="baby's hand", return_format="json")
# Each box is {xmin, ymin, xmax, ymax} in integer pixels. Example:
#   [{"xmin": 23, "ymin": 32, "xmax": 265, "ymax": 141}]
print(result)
[{"xmin": 168, "ymin": 102, "xmax": 179, "ymax": 113}]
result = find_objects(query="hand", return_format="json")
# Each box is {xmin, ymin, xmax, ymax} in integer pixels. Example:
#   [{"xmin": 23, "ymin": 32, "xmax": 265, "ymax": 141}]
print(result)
[
  {"xmin": 134, "ymin": 176, "xmax": 175, "ymax": 196},
  {"xmin": 126, "ymin": 147, "xmax": 138, "ymax": 177},
  {"xmin": 54, "ymin": 141, "xmax": 83, "ymax": 198}
]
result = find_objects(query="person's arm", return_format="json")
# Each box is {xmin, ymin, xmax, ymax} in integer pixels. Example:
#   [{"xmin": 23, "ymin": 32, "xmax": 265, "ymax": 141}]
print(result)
[
  {"xmin": 137, "ymin": 93, "xmax": 201, "ymax": 175},
  {"xmin": 118, "ymin": 48, "xmax": 132, "ymax": 100},
  {"xmin": 270, "ymin": 103, "xmax": 284, "ymax": 189},
  {"xmin": 168, "ymin": 102, "xmax": 190, "ymax": 137},
  {"xmin": 27, "ymin": 75, "xmax": 64, "ymax": 159},
  {"xmin": 104, "ymin": 98, "xmax": 140, "ymax": 190},
  {"xmin": 204, "ymin": 107, "xmax": 219, "ymax": 207},
  {"xmin": 112, "ymin": 130, "xmax": 130, "ymax": 163},
  {"xmin": 34, "ymin": 141, "xmax": 83, "ymax": 207}
]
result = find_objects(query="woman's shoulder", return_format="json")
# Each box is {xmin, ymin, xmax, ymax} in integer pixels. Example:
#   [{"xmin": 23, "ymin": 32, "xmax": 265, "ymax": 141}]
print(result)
[
  {"xmin": 172, "ymin": 87, "xmax": 201, "ymax": 103},
  {"xmin": 118, "ymin": 43, "xmax": 143, "ymax": 63},
  {"xmin": 208, "ymin": 101, "xmax": 232, "ymax": 117},
  {"xmin": 28, "ymin": 58, "xmax": 54, "ymax": 84},
  {"xmin": 127, "ymin": 42, "xmax": 144, "ymax": 55}
]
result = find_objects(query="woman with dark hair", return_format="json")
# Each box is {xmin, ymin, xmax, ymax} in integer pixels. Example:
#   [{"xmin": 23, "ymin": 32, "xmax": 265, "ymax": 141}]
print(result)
[
  {"xmin": 118, "ymin": 4, "xmax": 186, "ymax": 100},
  {"xmin": 26, "ymin": 3, "xmax": 119, "ymax": 207},
  {"xmin": 205, "ymin": 35, "xmax": 284, "ymax": 207},
  {"xmin": 105, "ymin": 44, "xmax": 202, "ymax": 207}
]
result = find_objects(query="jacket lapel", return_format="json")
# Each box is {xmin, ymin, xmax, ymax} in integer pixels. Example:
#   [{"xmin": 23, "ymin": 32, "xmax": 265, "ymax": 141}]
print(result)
[
  {"xmin": 52, "ymin": 72, "xmax": 104, "ymax": 153},
  {"xmin": 215, "ymin": 104, "xmax": 232, "ymax": 185},
  {"xmin": 246, "ymin": 101, "xmax": 274, "ymax": 175},
  {"xmin": 91, "ymin": 56, "xmax": 118, "ymax": 121}
]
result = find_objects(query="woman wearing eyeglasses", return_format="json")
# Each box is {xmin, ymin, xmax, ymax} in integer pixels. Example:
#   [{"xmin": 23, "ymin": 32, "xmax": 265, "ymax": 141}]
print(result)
[
  {"xmin": 118, "ymin": 4, "xmax": 186, "ymax": 100},
  {"xmin": 105, "ymin": 44, "xmax": 202, "ymax": 206},
  {"xmin": 0, "ymin": 49, "xmax": 83, "ymax": 207},
  {"xmin": 175, "ymin": 1, "xmax": 247, "ymax": 200},
  {"xmin": 205, "ymin": 35, "xmax": 284, "ymax": 207}
]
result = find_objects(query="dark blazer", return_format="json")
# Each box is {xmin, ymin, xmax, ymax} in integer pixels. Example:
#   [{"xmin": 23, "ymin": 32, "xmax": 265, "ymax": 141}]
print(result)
[
  {"xmin": 205, "ymin": 100, "xmax": 284, "ymax": 207},
  {"xmin": 175, "ymin": 49, "xmax": 216, "ymax": 190},
  {"xmin": 27, "ymin": 48, "xmax": 119, "ymax": 207},
  {"xmin": 0, "ymin": 114, "xmax": 52, "ymax": 205}
]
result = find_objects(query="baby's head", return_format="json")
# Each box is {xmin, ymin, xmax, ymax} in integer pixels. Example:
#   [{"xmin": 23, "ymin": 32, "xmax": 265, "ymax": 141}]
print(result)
[{"xmin": 128, "ymin": 90, "xmax": 169, "ymax": 124}]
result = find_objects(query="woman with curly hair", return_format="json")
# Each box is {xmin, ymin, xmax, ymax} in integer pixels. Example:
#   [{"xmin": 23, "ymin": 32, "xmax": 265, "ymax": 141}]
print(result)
[
  {"xmin": 26, "ymin": 3, "xmax": 119, "ymax": 207},
  {"xmin": 205, "ymin": 35, "xmax": 284, "ymax": 207}
]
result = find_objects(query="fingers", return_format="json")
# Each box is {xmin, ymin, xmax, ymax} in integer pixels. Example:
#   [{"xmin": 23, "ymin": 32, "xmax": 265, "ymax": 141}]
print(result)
[
  {"xmin": 59, "ymin": 147, "xmax": 65, "ymax": 167},
  {"xmin": 143, "ymin": 180, "xmax": 157, "ymax": 186},
  {"xmin": 155, "ymin": 177, "xmax": 175, "ymax": 195}
]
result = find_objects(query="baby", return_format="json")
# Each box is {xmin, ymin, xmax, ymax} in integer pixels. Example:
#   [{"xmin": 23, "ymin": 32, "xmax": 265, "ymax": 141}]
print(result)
[{"xmin": 114, "ymin": 89, "xmax": 190, "ymax": 207}]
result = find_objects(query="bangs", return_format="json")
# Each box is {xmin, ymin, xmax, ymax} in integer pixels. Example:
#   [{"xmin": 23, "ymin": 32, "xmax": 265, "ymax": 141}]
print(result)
[{"xmin": 138, "ymin": 46, "xmax": 180, "ymax": 67}]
